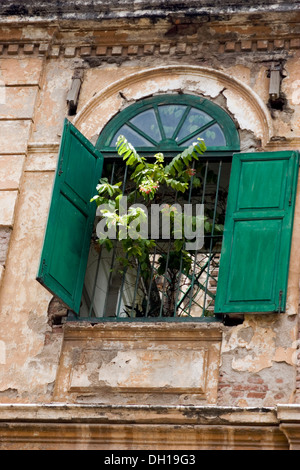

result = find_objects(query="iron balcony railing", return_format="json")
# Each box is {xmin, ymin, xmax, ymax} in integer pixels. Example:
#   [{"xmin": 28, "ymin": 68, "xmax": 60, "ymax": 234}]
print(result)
[{"xmin": 71, "ymin": 155, "xmax": 232, "ymax": 322}]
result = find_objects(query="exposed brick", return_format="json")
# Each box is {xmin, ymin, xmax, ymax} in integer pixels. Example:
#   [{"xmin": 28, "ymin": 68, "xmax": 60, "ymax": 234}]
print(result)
[
  {"xmin": 218, "ymin": 383, "xmax": 231, "ymax": 389},
  {"xmin": 247, "ymin": 392, "xmax": 267, "ymax": 399},
  {"xmin": 48, "ymin": 296, "xmax": 68, "ymax": 326},
  {"xmin": 247, "ymin": 375, "xmax": 264, "ymax": 384},
  {"xmin": 274, "ymin": 393, "xmax": 285, "ymax": 400}
]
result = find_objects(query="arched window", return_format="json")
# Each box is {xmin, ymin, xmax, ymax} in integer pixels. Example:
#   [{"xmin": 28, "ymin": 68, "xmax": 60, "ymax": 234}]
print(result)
[
  {"xmin": 97, "ymin": 94, "xmax": 240, "ymax": 154},
  {"xmin": 78, "ymin": 95, "xmax": 240, "ymax": 321},
  {"xmin": 37, "ymin": 93, "xmax": 298, "ymax": 322}
]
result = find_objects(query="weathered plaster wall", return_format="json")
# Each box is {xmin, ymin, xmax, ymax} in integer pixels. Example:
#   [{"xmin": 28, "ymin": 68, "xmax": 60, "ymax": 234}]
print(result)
[
  {"xmin": 0, "ymin": 51, "xmax": 66, "ymax": 401},
  {"xmin": 0, "ymin": 11, "xmax": 300, "ymax": 408}
]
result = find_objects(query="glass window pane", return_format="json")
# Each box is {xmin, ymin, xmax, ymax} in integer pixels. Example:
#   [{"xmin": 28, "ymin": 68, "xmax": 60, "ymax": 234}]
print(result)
[
  {"xmin": 176, "ymin": 108, "xmax": 213, "ymax": 141},
  {"xmin": 130, "ymin": 109, "xmax": 161, "ymax": 142},
  {"xmin": 110, "ymin": 125, "xmax": 154, "ymax": 147},
  {"xmin": 158, "ymin": 105, "xmax": 186, "ymax": 138},
  {"xmin": 180, "ymin": 123, "xmax": 226, "ymax": 147}
]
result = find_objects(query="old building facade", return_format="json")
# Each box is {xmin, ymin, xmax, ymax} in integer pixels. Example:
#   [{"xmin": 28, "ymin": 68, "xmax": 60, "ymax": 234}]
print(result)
[{"xmin": 1, "ymin": 0, "xmax": 300, "ymax": 449}]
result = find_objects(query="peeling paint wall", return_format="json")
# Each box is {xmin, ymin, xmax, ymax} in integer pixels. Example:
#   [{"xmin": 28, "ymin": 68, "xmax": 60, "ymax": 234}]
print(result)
[{"xmin": 0, "ymin": 4, "xmax": 300, "ymax": 410}]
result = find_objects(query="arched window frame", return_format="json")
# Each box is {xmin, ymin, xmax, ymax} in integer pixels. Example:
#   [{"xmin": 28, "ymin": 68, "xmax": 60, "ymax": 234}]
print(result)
[{"xmin": 96, "ymin": 94, "xmax": 240, "ymax": 157}]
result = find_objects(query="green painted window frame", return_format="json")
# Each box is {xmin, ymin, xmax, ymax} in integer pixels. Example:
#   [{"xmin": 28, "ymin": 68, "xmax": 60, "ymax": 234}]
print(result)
[{"xmin": 96, "ymin": 94, "xmax": 240, "ymax": 156}]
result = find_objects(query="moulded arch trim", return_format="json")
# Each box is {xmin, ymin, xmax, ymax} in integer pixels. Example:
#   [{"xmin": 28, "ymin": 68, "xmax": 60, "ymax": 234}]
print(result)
[{"xmin": 74, "ymin": 65, "xmax": 273, "ymax": 147}]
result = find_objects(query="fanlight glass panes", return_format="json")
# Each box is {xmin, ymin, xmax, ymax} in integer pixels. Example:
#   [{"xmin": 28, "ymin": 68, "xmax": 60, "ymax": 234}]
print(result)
[
  {"xmin": 111, "ymin": 124, "xmax": 153, "ymax": 147},
  {"xmin": 176, "ymin": 109, "xmax": 213, "ymax": 142},
  {"xmin": 109, "ymin": 104, "xmax": 227, "ymax": 149},
  {"xmin": 129, "ymin": 109, "xmax": 161, "ymax": 142},
  {"xmin": 180, "ymin": 123, "xmax": 226, "ymax": 147},
  {"xmin": 158, "ymin": 105, "xmax": 186, "ymax": 138}
]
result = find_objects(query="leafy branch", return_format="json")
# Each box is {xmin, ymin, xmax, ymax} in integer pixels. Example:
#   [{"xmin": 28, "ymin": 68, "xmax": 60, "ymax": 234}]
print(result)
[{"xmin": 91, "ymin": 135, "xmax": 207, "ymax": 269}]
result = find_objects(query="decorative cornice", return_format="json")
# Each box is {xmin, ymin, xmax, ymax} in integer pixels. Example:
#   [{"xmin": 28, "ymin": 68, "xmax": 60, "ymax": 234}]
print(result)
[{"xmin": 0, "ymin": 37, "xmax": 299, "ymax": 59}]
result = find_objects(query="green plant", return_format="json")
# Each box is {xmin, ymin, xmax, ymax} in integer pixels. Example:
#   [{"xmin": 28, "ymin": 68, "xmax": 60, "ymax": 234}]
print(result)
[
  {"xmin": 91, "ymin": 135, "xmax": 209, "ymax": 316},
  {"xmin": 91, "ymin": 135, "xmax": 206, "ymax": 257}
]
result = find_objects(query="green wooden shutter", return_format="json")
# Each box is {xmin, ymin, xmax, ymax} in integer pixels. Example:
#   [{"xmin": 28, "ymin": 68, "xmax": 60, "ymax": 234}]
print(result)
[
  {"xmin": 37, "ymin": 119, "xmax": 104, "ymax": 314},
  {"xmin": 214, "ymin": 150, "xmax": 299, "ymax": 314}
]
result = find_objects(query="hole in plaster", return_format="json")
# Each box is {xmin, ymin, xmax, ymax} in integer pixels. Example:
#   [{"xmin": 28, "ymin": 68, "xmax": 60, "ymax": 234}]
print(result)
[
  {"xmin": 48, "ymin": 296, "xmax": 68, "ymax": 327},
  {"xmin": 268, "ymin": 94, "xmax": 287, "ymax": 112},
  {"xmin": 222, "ymin": 314, "xmax": 244, "ymax": 326}
]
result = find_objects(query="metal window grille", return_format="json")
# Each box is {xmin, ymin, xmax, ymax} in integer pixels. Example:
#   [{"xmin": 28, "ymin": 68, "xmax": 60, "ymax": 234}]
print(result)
[{"xmin": 74, "ymin": 155, "xmax": 231, "ymax": 322}]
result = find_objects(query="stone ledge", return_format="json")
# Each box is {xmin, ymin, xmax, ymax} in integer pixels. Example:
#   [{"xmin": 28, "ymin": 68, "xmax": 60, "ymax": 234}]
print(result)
[
  {"xmin": 63, "ymin": 320, "xmax": 224, "ymax": 339},
  {"xmin": 0, "ymin": 404, "xmax": 288, "ymax": 450},
  {"xmin": 277, "ymin": 404, "xmax": 300, "ymax": 422},
  {"xmin": 0, "ymin": 403, "xmax": 279, "ymax": 425}
]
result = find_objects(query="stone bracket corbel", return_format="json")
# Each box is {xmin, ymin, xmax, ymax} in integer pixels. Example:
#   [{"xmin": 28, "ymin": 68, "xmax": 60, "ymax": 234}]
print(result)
[
  {"xmin": 67, "ymin": 69, "xmax": 84, "ymax": 116},
  {"xmin": 267, "ymin": 62, "xmax": 283, "ymax": 102},
  {"xmin": 277, "ymin": 404, "xmax": 300, "ymax": 450}
]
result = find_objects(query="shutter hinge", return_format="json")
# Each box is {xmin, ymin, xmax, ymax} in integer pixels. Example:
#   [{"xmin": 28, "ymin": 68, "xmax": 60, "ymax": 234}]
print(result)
[
  {"xmin": 289, "ymin": 187, "xmax": 293, "ymax": 206},
  {"xmin": 40, "ymin": 259, "xmax": 47, "ymax": 278},
  {"xmin": 58, "ymin": 158, "xmax": 63, "ymax": 176},
  {"xmin": 278, "ymin": 290, "xmax": 283, "ymax": 313}
]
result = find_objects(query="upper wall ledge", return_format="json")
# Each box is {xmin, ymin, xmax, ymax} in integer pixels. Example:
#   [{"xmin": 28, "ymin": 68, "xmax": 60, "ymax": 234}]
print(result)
[{"xmin": 0, "ymin": 0, "xmax": 300, "ymax": 22}]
